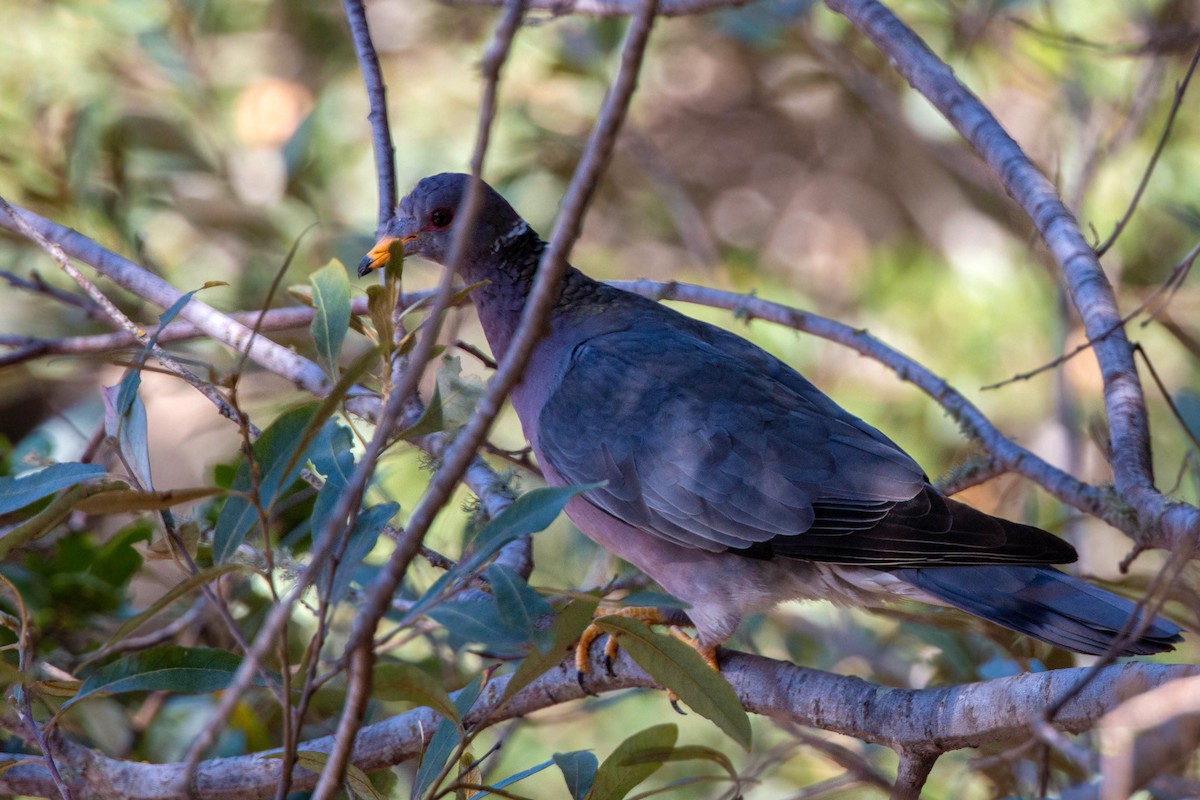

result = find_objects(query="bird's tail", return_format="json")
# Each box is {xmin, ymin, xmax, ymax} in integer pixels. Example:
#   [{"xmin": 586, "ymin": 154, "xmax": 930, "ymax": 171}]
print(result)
[{"xmin": 891, "ymin": 565, "xmax": 1183, "ymax": 656}]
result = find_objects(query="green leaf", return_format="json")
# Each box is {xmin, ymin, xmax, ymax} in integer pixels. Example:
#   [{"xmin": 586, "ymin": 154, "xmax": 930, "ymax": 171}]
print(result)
[
  {"xmin": 588, "ymin": 724, "xmax": 678, "ymax": 800},
  {"xmin": 502, "ymin": 598, "xmax": 598, "ymax": 702},
  {"xmin": 487, "ymin": 563, "xmax": 554, "ymax": 653},
  {"xmin": 0, "ymin": 463, "xmax": 106, "ymax": 515},
  {"xmin": 213, "ymin": 404, "xmax": 319, "ymax": 563},
  {"xmin": 104, "ymin": 383, "xmax": 153, "ymax": 490},
  {"xmin": 428, "ymin": 598, "xmax": 529, "ymax": 656},
  {"xmin": 372, "ymin": 662, "xmax": 460, "ymax": 726},
  {"xmin": 265, "ymin": 751, "xmax": 382, "ymax": 800},
  {"xmin": 403, "ymin": 485, "xmax": 591, "ymax": 626},
  {"xmin": 594, "ymin": 617, "xmax": 751, "ymax": 750},
  {"xmin": 553, "ymin": 751, "xmax": 598, "ymax": 800},
  {"xmin": 458, "ymin": 486, "xmax": 592, "ymax": 579},
  {"xmin": 320, "ymin": 501, "xmax": 395, "ymax": 604},
  {"xmin": 310, "ymin": 259, "xmax": 352, "ymax": 380},
  {"xmin": 64, "ymin": 646, "xmax": 246, "ymax": 712},
  {"xmin": 467, "ymin": 758, "xmax": 554, "ymax": 798},
  {"xmin": 434, "ymin": 356, "xmax": 485, "ymax": 431},
  {"xmin": 412, "ymin": 676, "xmax": 483, "ymax": 800},
  {"xmin": 0, "ymin": 480, "xmax": 128, "ymax": 560}
]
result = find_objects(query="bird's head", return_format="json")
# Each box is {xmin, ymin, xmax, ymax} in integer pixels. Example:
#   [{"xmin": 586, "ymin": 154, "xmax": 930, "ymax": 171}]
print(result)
[{"xmin": 357, "ymin": 173, "xmax": 528, "ymax": 277}]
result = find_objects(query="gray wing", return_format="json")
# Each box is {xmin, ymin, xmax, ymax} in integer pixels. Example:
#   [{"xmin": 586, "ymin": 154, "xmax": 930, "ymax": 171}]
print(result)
[
  {"xmin": 537, "ymin": 319, "xmax": 927, "ymax": 556},
  {"xmin": 537, "ymin": 310, "xmax": 1077, "ymax": 567}
]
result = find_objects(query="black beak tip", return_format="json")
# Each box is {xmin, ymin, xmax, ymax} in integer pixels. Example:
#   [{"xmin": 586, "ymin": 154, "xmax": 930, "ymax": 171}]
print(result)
[{"xmin": 356, "ymin": 257, "xmax": 375, "ymax": 278}]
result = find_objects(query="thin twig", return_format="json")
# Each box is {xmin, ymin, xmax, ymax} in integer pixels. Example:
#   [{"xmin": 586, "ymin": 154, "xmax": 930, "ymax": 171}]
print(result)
[
  {"xmin": 982, "ymin": 239, "xmax": 1200, "ymax": 390},
  {"xmin": 309, "ymin": 0, "xmax": 535, "ymax": 795},
  {"xmin": 342, "ymin": 0, "xmax": 397, "ymax": 228},
  {"xmin": 1094, "ymin": 43, "xmax": 1200, "ymax": 256}
]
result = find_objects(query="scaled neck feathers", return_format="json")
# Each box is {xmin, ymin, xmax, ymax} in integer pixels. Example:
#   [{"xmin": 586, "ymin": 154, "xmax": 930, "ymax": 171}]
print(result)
[{"xmin": 465, "ymin": 221, "xmax": 632, "ymax": 359}]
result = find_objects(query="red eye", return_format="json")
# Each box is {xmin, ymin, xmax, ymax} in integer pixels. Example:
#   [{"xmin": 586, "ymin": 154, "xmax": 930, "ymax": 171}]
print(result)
[{"xmin": 430, "ymin": 208, "xmax": 453, "ymax": 228}]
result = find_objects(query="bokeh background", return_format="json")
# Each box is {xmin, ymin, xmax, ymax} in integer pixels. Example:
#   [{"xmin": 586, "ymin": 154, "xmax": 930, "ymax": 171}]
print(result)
[{"xmin": 1, "ymin": 0, "xmax": 1199, "ymax": 797}]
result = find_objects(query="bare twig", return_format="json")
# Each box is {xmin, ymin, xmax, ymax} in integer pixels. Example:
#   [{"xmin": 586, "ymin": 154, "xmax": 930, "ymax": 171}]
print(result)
[
  {"xmin": 982, "ymin": 239, "xmax": 1200, "ymax": 390},
  {"xmin": 1094, "ymin": 43, "xmax": 1200, "ymax": 256},
  {"xmin": 342, "ymin": 0, "xmax": 397, "ymax": 228}
]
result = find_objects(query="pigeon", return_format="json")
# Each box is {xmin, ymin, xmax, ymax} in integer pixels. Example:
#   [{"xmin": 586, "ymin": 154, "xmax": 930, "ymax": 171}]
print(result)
[{"xmin": 359, "ymin": 172, "xmax": 1182, "ymax": 668}]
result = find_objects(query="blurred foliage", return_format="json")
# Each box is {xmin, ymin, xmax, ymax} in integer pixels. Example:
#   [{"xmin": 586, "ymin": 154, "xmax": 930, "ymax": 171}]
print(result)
[{"xmin": 0, "ymin": 0, "xmax": 1198, "ymax": 797}]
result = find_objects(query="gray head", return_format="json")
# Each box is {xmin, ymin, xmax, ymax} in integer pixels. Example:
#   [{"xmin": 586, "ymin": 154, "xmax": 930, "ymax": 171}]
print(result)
[{"xmin": 357, "ymin": 173, "xmax": 530, "ymax": 277}]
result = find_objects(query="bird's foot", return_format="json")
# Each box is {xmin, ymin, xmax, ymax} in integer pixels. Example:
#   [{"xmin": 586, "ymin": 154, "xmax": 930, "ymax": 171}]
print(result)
[
  {"xmin": 575, "ymin": 606, "xmax": 679, "ymax": 679},
  {"xmin": 574, "ymin": 606, "xmax": 711, "ymax": 711}
]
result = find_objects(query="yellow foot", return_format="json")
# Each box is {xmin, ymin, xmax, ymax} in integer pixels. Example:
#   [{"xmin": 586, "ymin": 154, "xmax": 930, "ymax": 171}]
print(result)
[
  {"xmin": 575, "ymin": 606, "xmax": 681, "ymax": 678},
  {"xmin": 574, "ymin": 606, "xmax": 719, "ymax": 711}
]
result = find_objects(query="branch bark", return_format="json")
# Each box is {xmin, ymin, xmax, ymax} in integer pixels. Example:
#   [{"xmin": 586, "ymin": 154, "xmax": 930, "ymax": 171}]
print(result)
[{"xmin": 0, "ymin": 650, "xmax": 1191, "ymax": 800}]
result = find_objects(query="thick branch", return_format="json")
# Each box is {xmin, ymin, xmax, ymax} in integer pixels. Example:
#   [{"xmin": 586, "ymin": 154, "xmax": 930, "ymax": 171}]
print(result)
[{"xmin": 0, "ymin": 650, "xmax": 1192, "ymax": 800}]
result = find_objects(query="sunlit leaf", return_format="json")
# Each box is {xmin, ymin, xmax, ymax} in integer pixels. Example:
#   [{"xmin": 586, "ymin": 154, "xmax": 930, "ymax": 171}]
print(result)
[
  {"xmin": 72, "ymin": 486, "xmax": 223, "ymax": 514},
  {"xmin": 0, "ymin": 480, "xmax": 128, "ymax": 560}
]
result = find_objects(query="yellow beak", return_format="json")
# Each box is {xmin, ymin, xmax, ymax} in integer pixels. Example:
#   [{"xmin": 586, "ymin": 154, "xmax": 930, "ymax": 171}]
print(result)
[{"xmin": 357, "ymin": 234, "xmax": 416, "ymax": 277}]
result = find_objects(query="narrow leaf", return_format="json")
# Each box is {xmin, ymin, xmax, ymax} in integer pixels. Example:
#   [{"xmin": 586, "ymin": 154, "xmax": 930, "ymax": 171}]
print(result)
[
  {"xmin": 72, "ymin": 486, "xmax": 223, "ymax": 514},
  {"xmin": 503, "ymin": 598, "xmax": 598, "ymax": 702},
  {"xmin": 64, "ymin": 646, "xmax": 246, "ymax": 712},
  {"xmin": 553, "ymin": 751, "xmax": 598, "ymax": 800},
  {"xmin": 588, "ymin": 724, "xmax": 678, "ymax": 800},
  {"xmin": 403, "ymin": 485, "xmax": 591, "ymax": 625},
  {"xmin": 412, "ymin": 676, "xmax": 484, "ymax": 800},
  {"xmin": 487, "ymin": 563, "xmax": 553, "ymax": 653},
  {"xmin": 310, "ymin": 259, "xmax": 352, "ymax": 380},
  {"xmin": 428, "ymin": 598, "xmax": 529, "ymax": 655},
  {"xmin": 467, "ymin": 758, "xmax": 554, "ymax": 799},
  {"xmin": 0, "ymin": 463, "xmax": 106, "ymax": 515},
  {"xmin": 595, "ymin": 617, "xmax": 751, "ymax": 750},
  {"xmin": 319, "ymin": 501, "xmax": 395, "ymax": 604},
  {"xmin": 372, "ymin": 662, "xmax": 460, "ymax": 726},
  {"xmin": 0, "ymin": 481, "xmax": 127, "ymax": 560},
  {"xmin": 213, "ymin": 404, "xmax": 319, "ymax": 563}
]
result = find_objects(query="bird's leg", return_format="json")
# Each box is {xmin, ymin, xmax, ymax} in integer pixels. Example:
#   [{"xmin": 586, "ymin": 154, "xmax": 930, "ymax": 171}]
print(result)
[
  {"xmin": 574, "ymin": 606, "xmax": 693, "ymax": 680},
  {"xmin": 667, "ymin": 626, "xmax": 720, "ymax": 671}
]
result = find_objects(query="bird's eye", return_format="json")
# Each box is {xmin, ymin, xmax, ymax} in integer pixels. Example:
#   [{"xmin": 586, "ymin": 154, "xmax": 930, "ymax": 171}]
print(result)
[{"xmin": 430, "ymin": 208, "xmax": 453, "ymax": 228}]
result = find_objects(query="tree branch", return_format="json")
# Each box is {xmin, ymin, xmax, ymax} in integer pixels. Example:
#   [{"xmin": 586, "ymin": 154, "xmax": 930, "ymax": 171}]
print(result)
[
  {"xmin": 823, "ymin": 0, "xmax": 1200, "ymax": 553},
  {"xmin": 0, "ymin": 650, "xmax": 1192, "ymax": 800}
]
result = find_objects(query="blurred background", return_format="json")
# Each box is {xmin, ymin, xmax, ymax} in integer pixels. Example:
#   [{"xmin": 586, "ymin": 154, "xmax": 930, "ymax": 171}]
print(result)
[{"xmin": 1, "ymin": 0, "xmax": 1199, "ymax": 796}]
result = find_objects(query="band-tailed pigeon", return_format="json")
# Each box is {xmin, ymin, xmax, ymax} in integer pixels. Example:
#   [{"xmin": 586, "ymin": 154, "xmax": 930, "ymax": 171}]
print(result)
[{"xmin": 359, "ymin": 173, "xmax": 1182, "ymax": 666}]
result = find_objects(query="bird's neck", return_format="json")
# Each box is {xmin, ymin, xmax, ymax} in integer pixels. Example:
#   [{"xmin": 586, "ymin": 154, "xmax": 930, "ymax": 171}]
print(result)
[{"xmin": 463, "ymin": 230, "xmax": 615, "ymax": 360}]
